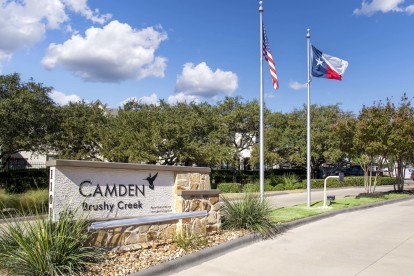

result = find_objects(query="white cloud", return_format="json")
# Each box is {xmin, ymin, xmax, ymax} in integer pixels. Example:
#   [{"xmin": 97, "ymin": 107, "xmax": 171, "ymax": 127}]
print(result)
[
  {"xmin": 0, "ymin": 0, "xmax": 111, "ymax": 62},
  {"xmin": 175, "ymin": 62, "xmax": 238, "ymax": 99},
  {"xmin": 50, "ymin": 90, "xmax": 82, "ymax": 105},
  {"xmin": 406, "ymin": 5, "xmax": 414, "ymax": 14},
  {"xmin": 353, "ymin": 0, "xmax": 413, "ymax": 16},
  {"xmin": 139, "ymin": 93, "xmax": 159, "ymax": 105},
  {"xmin": 289, "ymin": 81, "xmax": 307, "ymax": 90},
  {"xmin": 62, "ymin": 0, "xmax": 111, "ymax": 24},
  {"xmin": 119, "ymin": 97, "xmax": 138, "ymax": 107},
  {"xmin": 42, "ymin": 20, "xmax": 168, "ymax": 82},
  {"xmin": 168, "ymin": 93, "xmax": 200, "ymax": 105},
  {"xmin": 120, "ymin": 94, "xmax": 159, "ymax": 107}
]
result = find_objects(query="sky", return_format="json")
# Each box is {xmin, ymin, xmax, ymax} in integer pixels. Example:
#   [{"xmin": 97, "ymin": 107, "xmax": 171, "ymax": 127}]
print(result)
[{"xmin": 1, "ymin": 0, "xmax": 414, "ymax": 114}]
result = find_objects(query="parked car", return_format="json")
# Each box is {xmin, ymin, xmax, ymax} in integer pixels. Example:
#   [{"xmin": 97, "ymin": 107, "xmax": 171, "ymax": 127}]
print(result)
[
  {"xmin": 344, "ymin": 165, "xmax": 364, "ymax": 176},
  {"xmin": 320, "ymin": 167, "xmax": 343, "ymax": 178}
]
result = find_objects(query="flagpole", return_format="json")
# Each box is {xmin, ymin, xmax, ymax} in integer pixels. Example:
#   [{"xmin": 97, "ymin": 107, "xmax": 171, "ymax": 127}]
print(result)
[
  {"xmin": 259, "ymin": 1, "xmax": 264, "ymax": 202},
  {"xmin": 306, "ymin": 28, "xmax": 311, "ymax": 208}
]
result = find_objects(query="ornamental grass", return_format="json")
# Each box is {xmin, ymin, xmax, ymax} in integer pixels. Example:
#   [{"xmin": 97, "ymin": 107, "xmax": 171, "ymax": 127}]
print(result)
[
  {"xmin": 221, "ymin": 193, "xmax": 279, "ymax": 238},
  {"xmin": 0, "ymin": 207, "xmax": 99, "ymax": 275}
]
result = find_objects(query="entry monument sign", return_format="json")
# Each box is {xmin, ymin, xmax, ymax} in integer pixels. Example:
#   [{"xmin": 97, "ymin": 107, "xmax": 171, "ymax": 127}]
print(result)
[
  {"xmin": 47, "ymin": 160, "xmax": 209, "ymax": 221},
  {"xmin": 47, "ymin": 160, "xmax": 220, "ymax": 247}
]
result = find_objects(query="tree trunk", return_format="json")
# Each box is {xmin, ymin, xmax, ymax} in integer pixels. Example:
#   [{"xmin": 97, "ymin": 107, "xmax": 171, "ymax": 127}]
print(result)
[
  {"xmin": 372, "ymin": 173, "xmax": 378, "ymax": 193},
  {"xmin": 396, "ymin": 159, "xmax": 404, "ymax": 191},
  {"xmin": 368, "ymin": 163, "xmax": 373, "ymax": 193}
]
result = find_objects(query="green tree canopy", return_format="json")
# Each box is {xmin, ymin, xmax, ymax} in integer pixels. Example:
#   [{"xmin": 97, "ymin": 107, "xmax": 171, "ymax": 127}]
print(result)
[
  {"xmin": 217, "ymin": 97, "xmax": 261, "ymax": 169},
  {"xmin": 51, "ymin": 101, "xmax": 108, "ymax": 160},
  {"xmin": 101, "ymin": 100, "xmax": 232, "ymax": 166},
  {"xmin": 0, "ymin": 73, "xmax": 57, "ymax": 165}
]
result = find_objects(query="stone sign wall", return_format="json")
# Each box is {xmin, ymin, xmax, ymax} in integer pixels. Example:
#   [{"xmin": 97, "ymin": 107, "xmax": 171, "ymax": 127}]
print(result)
[{"xmin": 47, "ymin": 160, "xmax": 221, "ymax": 247}]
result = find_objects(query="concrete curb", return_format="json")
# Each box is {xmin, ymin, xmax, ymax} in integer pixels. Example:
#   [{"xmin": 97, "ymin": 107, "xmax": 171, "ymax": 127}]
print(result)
[{"xmin": 130, "ymin": 195, "xmax": 414, "ymax": 276}]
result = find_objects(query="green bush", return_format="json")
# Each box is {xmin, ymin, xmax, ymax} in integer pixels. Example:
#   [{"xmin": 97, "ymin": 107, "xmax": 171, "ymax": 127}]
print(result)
[
  {"xmin": 272, "ymin": 184, "xmax": 286, "ymax": 191},
  {"xmin": 266, "ymin": 175, "xmax": 283, "ymax": 186},
  {"xmin": 0, "ymin": 207, "xmax": 98, "ymax": 275},
  {"xmin": 377, "ymin": 176, "xmax": 398, "ymax": 185},
  {"xmin": 217, "ymin": 176, "xmax": 398, "ymax": 193},
  {"xmin": 217, "ymin": 183, "xmax": 241, "ymax": 193},
  {"xmin": 211, "ymin": 169, "xmax": 306, "ymax": 186},
  {"xmin": 0, "ymin": 169, "xmax": 48, "ymax": 193},
  {"xmin": 241, "ymin": 183, "xmax": 276, "ymax": 193},
  {"xmin": 221, "ymin": 193, "xmax": 278, "ymax": 237},
  {"xmin": 304, "ymin": 176, "xmax": 398, "ymax": 189},
  {"xmin": 281, "ymin": 173, "xmax": 299, "ymax": 186},
  {"xmin": 242, "ymin": 183, "xmax": 259, "ymax": 193},
  {"xmin": 294, "ymin": 182, "xmax": 306, "ymax": 189}
]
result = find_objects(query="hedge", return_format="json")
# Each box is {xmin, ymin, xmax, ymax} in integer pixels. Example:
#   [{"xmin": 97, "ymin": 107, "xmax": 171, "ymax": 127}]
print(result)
[
  {"xmin": 216, "ymin": 176, "xmax": 398, "ymax": 193},
  {"xmin": 211, "ymin": 169, "xmax": 306, "ymax": 187},
  {"xmin": 242, "ymin": 183, "xmax": 276, "ymax": 193},
  {"xmin": 217, "ymin": 183, "xmax": 242, "ymax": 193},
  {"xmin": 307, "ymin": 176, "xmax": 398, "ymax": 189},
  {"xmin": 0, "ymin": 169, "xmax": 48, "ymax": 193}
]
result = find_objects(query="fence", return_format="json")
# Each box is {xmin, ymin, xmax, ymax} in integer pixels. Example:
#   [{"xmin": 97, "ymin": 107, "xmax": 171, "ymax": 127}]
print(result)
[{"xmin": 0, "ymin": 160, "xmax": 46, "ymax": 172}]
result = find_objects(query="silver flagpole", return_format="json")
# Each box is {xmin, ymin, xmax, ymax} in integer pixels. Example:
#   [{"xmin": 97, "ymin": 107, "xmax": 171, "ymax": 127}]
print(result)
[
  {"xmin": 306, "ymin": 28, "xmax": 311, "ymax": 208},
  {"xmin": 259, "ymin": 1, "xmax": 264, "ymax": 202}
]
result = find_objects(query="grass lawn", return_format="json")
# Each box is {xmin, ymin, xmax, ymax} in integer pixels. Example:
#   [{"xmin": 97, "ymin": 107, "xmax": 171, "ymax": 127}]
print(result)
[{"xmin": 271, "ymin": 193, "xmax": 411, "ymax": 224}]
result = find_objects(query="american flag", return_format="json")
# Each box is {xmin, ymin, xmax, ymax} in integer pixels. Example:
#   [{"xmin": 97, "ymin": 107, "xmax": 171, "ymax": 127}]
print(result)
[{"xmin": 262, "ymin": 25, "xmax": 279, "ymax": 90}]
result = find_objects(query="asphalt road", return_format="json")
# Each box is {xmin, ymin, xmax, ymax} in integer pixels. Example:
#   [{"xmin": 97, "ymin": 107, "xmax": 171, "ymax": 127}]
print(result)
[{"xmin": 172, "ymin": 197, "xmax": 414, "ymax": 276}]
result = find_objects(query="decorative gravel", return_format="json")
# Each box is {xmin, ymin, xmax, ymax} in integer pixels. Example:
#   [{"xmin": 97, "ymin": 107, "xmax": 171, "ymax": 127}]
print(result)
[{"xmin": 85, "ymin": 230, "xmax": 248, "ymax": 276}]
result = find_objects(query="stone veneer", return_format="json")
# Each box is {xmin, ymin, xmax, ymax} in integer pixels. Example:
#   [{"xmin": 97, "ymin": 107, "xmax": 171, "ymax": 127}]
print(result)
[{"xmin": 87, "ymin": 172, "xmax": 221, "ymax": 247}]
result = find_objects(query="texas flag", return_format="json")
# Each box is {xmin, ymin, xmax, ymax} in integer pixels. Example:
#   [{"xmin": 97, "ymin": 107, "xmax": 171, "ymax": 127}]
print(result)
[{"xmin": 311, "ymin": 45, "xmax": 348, "ymax": 80}]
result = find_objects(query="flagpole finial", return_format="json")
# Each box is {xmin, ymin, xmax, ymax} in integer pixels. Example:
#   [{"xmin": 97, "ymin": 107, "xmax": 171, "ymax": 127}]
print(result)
[
  {"xmin": 307, "ymin": 28, "xmax": 310, "ymax": 38},
  {"xmin": 259, "ymin": 1, "xmax": 263, "ymax": 11}
]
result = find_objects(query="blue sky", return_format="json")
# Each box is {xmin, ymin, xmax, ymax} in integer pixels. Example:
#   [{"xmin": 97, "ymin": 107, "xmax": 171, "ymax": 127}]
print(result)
[{"xmin": 1, "ymin": 0, "xmax": 413, "ymax": 114}]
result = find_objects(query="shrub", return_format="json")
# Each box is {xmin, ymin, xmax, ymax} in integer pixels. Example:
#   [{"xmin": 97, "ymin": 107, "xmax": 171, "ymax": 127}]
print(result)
[
  {"xmin": 242, "ymin": 183, "xmax": 276, "ymax": 193},
  {"xmin": 266, "ymin": 175, "xmax": 283, "ymax": 187},
  {"xmin": 0, "ymin": 169, "xmax": 48, "ymax": 193},
  {"xmin": 242, "ymin": 184, "xmax": 260, "ymax": 193},
  {"xmin": 217, "ymin": 183, "xmax": 241, "ymax": 193},
  {"xmin": 377, "ymin": 176, "xmax": 398, "ymax": 186},
  {"xmin": 0, "ymin": 207, "xmax": 98, "ymax": 275},
  {"xmin": 221, "ymin": 193, "xmax": 278, "ymax": 238},
  {"xmin": 303, "ymin": 176, "xmax": 397, "ymax": 189},
  {"xmin": 281, "ymin": 173, "xmax": 299, "ymax": 187},
  {"xmin": 272, "ymin": 184, "xmax": 285, "ymax": 191},
  {"xmin": 293, "ymin": 182, "xmax": 306, "ymax": 189}
]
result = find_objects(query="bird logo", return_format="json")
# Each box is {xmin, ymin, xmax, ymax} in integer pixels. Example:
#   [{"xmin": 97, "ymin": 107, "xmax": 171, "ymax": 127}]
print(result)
[{"xmin": 144, "ymin": 172, "xmax": 158, "ymax": 190}]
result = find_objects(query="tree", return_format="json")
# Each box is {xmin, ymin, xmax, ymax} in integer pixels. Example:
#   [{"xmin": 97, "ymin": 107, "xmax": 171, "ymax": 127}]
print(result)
[
  {"xmin": 51, "ymin": 101, "xmax": 108, "ymax": 160},
  {"xmin": 253, "ymin": 104, "xmax": 346, "ymax": 175},
  {"xmin": 355, "ymin": 102, "xmax": 393, "ymax": 192},
  {"xmin": 101, "ymin": 100, "xmax": 231, "ymax": 166},
  {"xmin": 387, "ymin": 94, "xmax": 414, "ymax": 190},
  {"xmin": 0, "ymin": 73, "xmax": 57, "ymax": 167},
  {"xmin": 334, "ymin": 94, "xmax": 414, "ymax": 192},
  {"xmin": 217, "ymin": 97, "xmax": 260, "ymax": 169}
]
